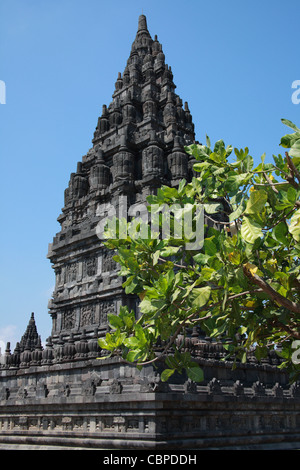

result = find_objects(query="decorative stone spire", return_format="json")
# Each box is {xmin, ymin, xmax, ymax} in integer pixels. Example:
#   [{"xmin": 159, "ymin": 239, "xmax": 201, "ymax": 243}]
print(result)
[
  {"xmin": 137, "ymin": 14, "xmax": 148, "ymax": 33},
  {"xmin": 48, "ymin": 14, "xmax": 196, "ymax": 342},
  {"xmin": 133, "ymin": 15, "xmax": 152, "ymax": 52},
  {"xmin": 19, "ymin": 313, "xmax": 40, "ymax": 352}
]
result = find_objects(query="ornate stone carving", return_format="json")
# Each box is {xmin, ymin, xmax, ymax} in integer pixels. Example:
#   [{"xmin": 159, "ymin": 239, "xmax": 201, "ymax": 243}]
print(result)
[
  {"xmin": 64, "ymin": 163, "xmax": 89, "ymax": 204},
  {"xmin": 63, "ymin": 333, "xmax": 76, "ymax": 361},
  {"xmin": 109, "ymin": 379, "xmax": 123, "ymax": 394},
  {"xmin": 89, "ymin": 147, "xmax": 110, "ymax": 190},
  {"xmin": 233, "ymin": 380, "xmax": 244, "ymax": 396},
  {"xmin": 62, "ymin": 309, "xmax": 76, "ymax": 330},
  {"xmin": 67, "ymin": 262, "xmax": 78, "ymax": 283},
  {"xmin": 113, "ymin": 135, "xmax": 134, "ymax": 181},
  {"xmin": 142, "ymin": 130, "xmax": 164, "ymax": 179},
  {"xmin": 168, "ymin": 136, "xmax": 188, "ymax": 180},
  {"xmin": 82, "ymin": 372, "xmax": 101, "ymax": 396},
  {"xmin": 75, "ymin": 330, "xmax": 89, "ymax": 359},
  {"xmin": 252, "ymin": 381, "xmax": 266, "ymax": 397},
  {"xmin": 83, "ymin": 257, "xmax": 97, "ymax": 277},
  {"xmin": 99, "ymin": 300, "xmax": 115, "ymax": 325},
  {"xmin": 102, "ymin": 250, "xmax": 117, "ymax": 272},
  {"xmin": 80, "ymin": 304, "xmax": 96, "ymax": 326},
  {"xmin": 208, "ymin": 378, "xmax": 222, "ymax": 395}
]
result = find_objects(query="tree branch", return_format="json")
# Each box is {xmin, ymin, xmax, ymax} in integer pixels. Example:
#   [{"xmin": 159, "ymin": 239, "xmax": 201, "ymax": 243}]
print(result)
[
  {"xmin": 136, "ymin": 289, "xmax": 263, "ymax": 366},
  {"xmin": 271, "ymin": 319, "xmax": 300, "ymax": 340},
  {"xmin": 243, "ymin": 264, "xmax": 300, "ymax": 315},
  {"xmin": 286, "ymin": 152, "xmax": 300, "ymax": 185},
  {"xmin": 263, "ymin": 172, "xmax": 278, "ymax": 193}
]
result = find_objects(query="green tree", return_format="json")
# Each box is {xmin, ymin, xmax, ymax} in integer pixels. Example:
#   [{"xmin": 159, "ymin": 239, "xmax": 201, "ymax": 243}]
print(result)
[{"xmin": 98, "ymin": 119, "xmax": 300, "ymax": 383}]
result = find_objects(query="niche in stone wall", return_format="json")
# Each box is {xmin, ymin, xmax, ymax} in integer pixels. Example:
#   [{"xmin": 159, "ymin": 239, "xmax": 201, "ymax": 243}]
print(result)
[
  {"xmin": 83, "ymin": 256, "xmax": 98, "ymax": 278},
  {"xmin": 80, "ymin": 304, "xmax": 96, "ymax": 327},
  {"xmin": 99, "ymin": 300, "xmax": 116, "ymax": 326},
  {"xmin": 102, "ymin": 249, "xmax": 117, "ymax": 273}
]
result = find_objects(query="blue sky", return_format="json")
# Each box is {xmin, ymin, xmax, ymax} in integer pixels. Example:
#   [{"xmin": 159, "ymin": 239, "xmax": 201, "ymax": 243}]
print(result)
[{"xmin": 0, "ymin": 0, "xmax": 299, "ymax": 351}]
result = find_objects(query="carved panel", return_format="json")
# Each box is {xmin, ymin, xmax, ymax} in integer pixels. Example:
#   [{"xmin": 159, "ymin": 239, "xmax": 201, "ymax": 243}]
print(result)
[
  {"xmin": 83, "ymin": 257, "xmax": 97, "ymax": 277},
  {"xmin": 80, "ymin": 304, "xmax": 96, "ymax": 327},
  {"xmin": 62, "ymin": 309, "xmax": 76, "ymax": 330},
  {"xmin": 55, "ymin": 268, "xmax": 63, "ymax": 286},
  {"xmin": 102, "ymin": 250, "xmax": 117, "ymax": 272},
  {"xmin": 99, "ymin": 300, "xmax": 116, "ymax": 325},
  {"xmin": 103, "ymin": 417, "xmax": 115, "ymax": 431},
  {"xmin": 126, "ymin": 418, "xmax": 139, "ymax": 432},
  {"xmin": 65, "ymin": 263, "xmax": 77, "ymax": 283},
  {"xmin": 62, "ymin": 416, "xmax": 72, "ymax": 430}
]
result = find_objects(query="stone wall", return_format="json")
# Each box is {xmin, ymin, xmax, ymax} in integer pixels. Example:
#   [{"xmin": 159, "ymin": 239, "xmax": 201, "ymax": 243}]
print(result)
[{"xmin": 1, "ymin": 356, "xmax": 300, "ymax": 449}]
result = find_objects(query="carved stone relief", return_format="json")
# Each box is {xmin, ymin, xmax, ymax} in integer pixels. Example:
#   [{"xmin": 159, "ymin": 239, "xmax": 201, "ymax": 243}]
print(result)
[
  {"xmin": 83, "ymin": 257, "xmax": 97, "ymax": 277},
  {"xmin": 80, "ymin": 304, "xmax": 96, "ymax": 327},
  {"xmin": 99, "ymin": 300, "xmax": 116, "ymax": 325},
  {"xmin": 102, "ymin": 251, "xmax": 117, "ymax": 273},
  {"xmin": 65, "ymin": 263, "xmax": 77, "ymax": 283},
  {"xmin": 62, "ymin": 309, "xmax": 76, "ymax": 330}
]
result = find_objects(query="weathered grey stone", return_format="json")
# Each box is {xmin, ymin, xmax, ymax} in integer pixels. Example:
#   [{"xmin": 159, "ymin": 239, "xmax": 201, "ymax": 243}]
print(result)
[{"xmin": 0, "ymin": 14, "xmax": 300, "ymax": 450}]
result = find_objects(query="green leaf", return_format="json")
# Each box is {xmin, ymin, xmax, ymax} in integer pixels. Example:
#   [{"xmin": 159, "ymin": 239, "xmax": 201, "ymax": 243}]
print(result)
[
  {"xmin": 280, "ymin": 132, "xmax": 300, "ymax": 149},
  {"xmin": 161, "ymin": 368, "xmax": 175, "ymax": 382},
  {"xmin": 98, "ymin": 333, "xmax": 117, "ymax": 351},
  {"xmin": 190, "ymin": 286, "xmax": 211, "ymax": 308},
  {"xmin": 255, "ymin": 346, "xmax": 269, "ymax": 361},
  {"xmin": 134, "ymin": 324, "xmax": 147, "ymax": 345},
  {"xmin": 245, "ymin": 189, "xmax": 267, "ymax": 215},
  {"xmin": 229, "ymin": 195, "xmax": 246, "ymax": 221},
  {"xmin": 213, "ymin": 139, "xmax": 226, "ymax": 154},
  {"xmin": 273, "ymin": 221, "xmax": 289, "ymax": 245},
  {"xmin": 290, "ymin": 140, "xmax": 300, "ymax": 159},
  {"xmin": 160, "ymin": 186, "xmax": 179, "ymax": 199},
  {"xmin": 281, "ymin": 118, "xmax": 300, "ymax": 132},
  {"xmin": 97, "ymin": 338, "xmax": 109, "ymax": 349},
  {"xmin": 199, "ymin": 267, "xmax": 215, "ymax": 281},
  {"xmin": 126, "ymin": 350, "xmax": 142, "ymax": 362},
  {"xmin": 152, "ymin": 250, "xmax": 160, "ymax": 266},
  {"xmin": 204, "ymin": 237, "xmax": 218, "ymax": 256},
  {"xmin": 124, "ymin": 276, "xmax": 140, "ymax": 294},
  {"xmin": 178, "ymin": 178, "xmax": 186, "ymax": 195},
  {"xmin": 287, "ymin": 187, "xmax": 298, "ymax": 204},
  {"xmin": 275, "ymin": 189, "xmax": 296, "ymax": 210},
  {"xmin": 204, "ymin": 202, "xmax": 223, "ymax": 214},
  {"xmin": 289, "ymin": 209, "xmax": 300, "ymax": 242},
  {"xmin": 107, "ymin": 314, "xmax": 124, "ymax": 329},
  {"xmin": 186, "ymin": 364, "xmax": 204, "ymax": 383},
  {"xmin": 193, "ymin": 253, "xmax": 211, "ymax": 265},
  {"xmin": 124, "ymin": 336, "xmax": 140, "ymax": 348},
  {"xmin": 139, "ymin": 298, "xmax": 158, "ymax": 314},
  {"xmin": 241, "ymin": 216, "xmax": 263, "ymax": 243},
  {"xmin": 224, "ymin": 173, "xmax": 252, "ymax": 192},
  {"xmin": 97, "ymin": 353, "xmax": 112, "ymax": 360},
  {"xmin": 165, "ymin": 355, "xmax": 179, "ymax": 369},
  {"xmin": 160, "ymin": 246, "xmax": 180, "ymax": 257}
]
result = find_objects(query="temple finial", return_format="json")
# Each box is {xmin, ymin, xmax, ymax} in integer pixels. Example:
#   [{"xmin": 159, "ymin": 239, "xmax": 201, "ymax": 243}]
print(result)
[{"xmin": 138, "ymin": 14, "xmax": 148, "ymax": 32}]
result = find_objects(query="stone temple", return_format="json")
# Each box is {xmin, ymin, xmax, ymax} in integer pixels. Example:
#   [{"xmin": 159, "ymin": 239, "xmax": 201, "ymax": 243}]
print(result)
[
  {"xmin": 47, "ymin": 13, "xmax": 196, "ymax": 344},
  {"xmin": 0, "ymin": 15, "xmax": 300, "ymax": 450}
]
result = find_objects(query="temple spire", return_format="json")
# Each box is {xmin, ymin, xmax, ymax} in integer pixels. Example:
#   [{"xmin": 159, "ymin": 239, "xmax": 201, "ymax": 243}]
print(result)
[
  {"xmin": 19, "ymin": 312, "xmax": 40, "ymax": 352},
  {"xmin": 137, "ymin": 14, "xmax": 148, "ymax": 33},
  {"xmin": 51, "ymin": 14, "xmax": 196, "ymax": 342},
  {"xmin": 133, "ymin": 14, "xmax": 152, "ymax": 48}
]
